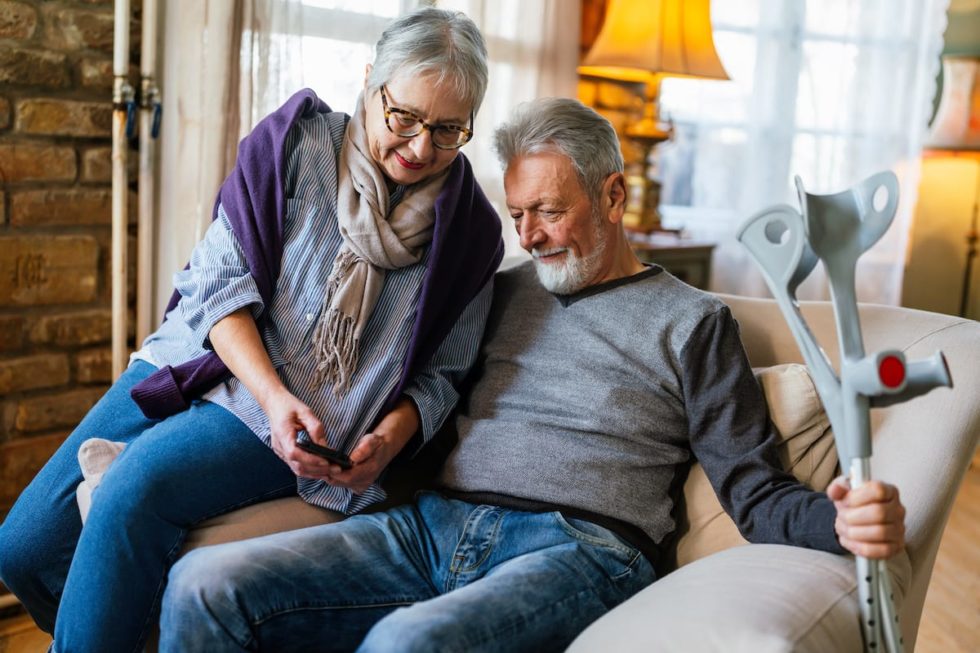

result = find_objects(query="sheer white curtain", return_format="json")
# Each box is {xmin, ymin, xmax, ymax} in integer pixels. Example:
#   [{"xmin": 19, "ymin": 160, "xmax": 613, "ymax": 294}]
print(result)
[
  {"xmin": 657, "ymin": 0, "xmax": 949, "ymax": 303},
  {"xmin": 155, "ymin": 0, "xmax": 246, "ymax": 321},
  {"xmin": 153, "ymin": 0, "xmax": 578, "ymax": 320}
]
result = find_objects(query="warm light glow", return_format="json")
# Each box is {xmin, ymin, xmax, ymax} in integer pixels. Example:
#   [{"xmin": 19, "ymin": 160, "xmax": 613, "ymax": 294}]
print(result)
[{"xmin": 578, "ymin": 0, "xmax": 729, "ymax": 83}]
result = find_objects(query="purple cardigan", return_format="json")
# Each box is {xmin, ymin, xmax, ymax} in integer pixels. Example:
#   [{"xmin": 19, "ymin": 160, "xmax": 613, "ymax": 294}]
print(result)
[{"xmin": 132, "ymin": 89, "xmax": 504, "ymax": 420}]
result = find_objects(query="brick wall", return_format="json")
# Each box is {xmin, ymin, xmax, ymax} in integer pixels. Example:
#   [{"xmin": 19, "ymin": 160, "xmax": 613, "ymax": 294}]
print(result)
[{"xmin": 0, "ymin": 0, "xmax": 139, "ymax": 519}]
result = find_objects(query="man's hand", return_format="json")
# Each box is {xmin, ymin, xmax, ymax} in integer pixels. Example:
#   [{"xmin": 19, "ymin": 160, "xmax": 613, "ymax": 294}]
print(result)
[{"xmin": 827, "ymin": 477, "xmax": 906, "ymax": 559}]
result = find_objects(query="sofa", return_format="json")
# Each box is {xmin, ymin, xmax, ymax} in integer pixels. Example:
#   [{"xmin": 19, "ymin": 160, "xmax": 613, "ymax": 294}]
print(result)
[{"xmin": 77, "ymin": 293, "xmax": 980, "ymax": 651}]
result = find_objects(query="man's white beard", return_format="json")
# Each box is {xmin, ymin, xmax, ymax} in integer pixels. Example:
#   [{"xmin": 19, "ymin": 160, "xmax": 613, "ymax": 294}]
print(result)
[{"xmin": 531, "ymin": 217, "xmax": 607, "ymax": 295}]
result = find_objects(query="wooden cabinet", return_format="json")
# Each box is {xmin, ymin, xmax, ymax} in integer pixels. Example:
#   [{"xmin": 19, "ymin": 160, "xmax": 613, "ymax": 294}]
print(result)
[{"xmin": 629, "ymin": 233, "xmax": 715, "ymax": 290}]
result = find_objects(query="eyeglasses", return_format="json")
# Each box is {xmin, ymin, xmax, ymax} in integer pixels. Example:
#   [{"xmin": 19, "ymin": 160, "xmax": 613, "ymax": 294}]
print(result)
[{"xmin": 380, "ymin": 85, "xmax": 473, "ymax": 150}]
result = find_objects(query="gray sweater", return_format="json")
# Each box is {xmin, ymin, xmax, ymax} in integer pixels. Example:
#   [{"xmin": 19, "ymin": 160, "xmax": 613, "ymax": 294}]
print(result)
[{"xmin": 437, "ymin": 262, "xmax": 841, "ymax": 561}]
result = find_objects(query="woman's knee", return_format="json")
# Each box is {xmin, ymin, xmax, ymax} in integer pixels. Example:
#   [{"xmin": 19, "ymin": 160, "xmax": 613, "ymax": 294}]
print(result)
[{"xmin": 0, "ymin": 520, "xmax": 58, "ymax": 596}]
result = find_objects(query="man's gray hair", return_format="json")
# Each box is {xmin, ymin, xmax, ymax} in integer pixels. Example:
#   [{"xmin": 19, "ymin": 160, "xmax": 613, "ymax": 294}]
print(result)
[
  {"xmin": 367, "ymin": 7, "xmax": 489, "ymax": 114},
  {"xmin": 493, "ymin": 98, "xmax": 625, "ymax": 204}
]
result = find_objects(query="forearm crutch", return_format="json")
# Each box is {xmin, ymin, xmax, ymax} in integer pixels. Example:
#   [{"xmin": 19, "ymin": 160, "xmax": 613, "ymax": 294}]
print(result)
[{"xmin": 736, "ymin": 171, "xmax": 952, "ymax": 653}]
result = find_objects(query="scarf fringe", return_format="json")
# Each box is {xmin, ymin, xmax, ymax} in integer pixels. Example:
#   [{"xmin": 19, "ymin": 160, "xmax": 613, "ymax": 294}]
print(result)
[
  {"xmin": 313, "ymin": 308, "xmax": 360, "ymax": 397},
  {"xmin": 311, "ymin": 92, "xmax": 441, "ymax": 398},
  {"xmin": 313, "ymin": 250, "xmax": 361, "ymax": 396}
]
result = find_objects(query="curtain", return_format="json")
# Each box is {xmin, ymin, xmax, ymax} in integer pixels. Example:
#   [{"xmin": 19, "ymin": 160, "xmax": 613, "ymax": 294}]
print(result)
[
  {"xmin": 155, "ymin": 0, "xmax": 246, "ymax": 321},
  {"xmin": 657, "ymin": 0, "xmax": 949, "ymax": 304},
  {"xmin": 153, "ymin": 0, "xmax": 580, "ymax": 320}
]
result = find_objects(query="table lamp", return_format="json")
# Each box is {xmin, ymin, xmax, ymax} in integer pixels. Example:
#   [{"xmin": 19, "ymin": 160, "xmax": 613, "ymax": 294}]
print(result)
[
  {"xmin": 579, "ymin": 0, "xmax": 728, "ymax": 232},
  {"xmin": 925, "ymin": 48, "xmax": 980, "ymax": 317}
]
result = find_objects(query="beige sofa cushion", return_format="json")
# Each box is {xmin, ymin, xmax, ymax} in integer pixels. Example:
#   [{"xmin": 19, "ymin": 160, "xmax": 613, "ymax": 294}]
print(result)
[
  {"xmin": 77, "ymin": 364, "xmax": 835, "ymax": 562},
  {"xmin": 675, "ymin": 363, "xmax": 838, "ymax": 567},
  {"xmin": 75, "ymin": 439, "xmax": 343, "ymax": 552},
  {"xmin": 569, "ymin": 544, "xmax": 879, "ymax": 653}
]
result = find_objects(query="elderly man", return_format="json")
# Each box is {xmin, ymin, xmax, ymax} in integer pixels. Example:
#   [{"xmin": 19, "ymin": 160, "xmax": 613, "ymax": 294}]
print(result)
[{"xmin": 158, "ymin": 98, "xmax": 905, "ymax": 653}]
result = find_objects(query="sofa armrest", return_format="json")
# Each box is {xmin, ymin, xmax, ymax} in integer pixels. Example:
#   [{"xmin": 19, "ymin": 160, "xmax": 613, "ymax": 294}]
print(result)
[{"xmin": 567, "ymin": 544, "xmax": 911, "ymax": 653}]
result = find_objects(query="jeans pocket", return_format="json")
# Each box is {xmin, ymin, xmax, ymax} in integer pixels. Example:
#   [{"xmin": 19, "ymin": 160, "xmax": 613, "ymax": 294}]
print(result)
[{"xmin": 552, "ymin": 513, "xmax": 643, "ymax": 581}]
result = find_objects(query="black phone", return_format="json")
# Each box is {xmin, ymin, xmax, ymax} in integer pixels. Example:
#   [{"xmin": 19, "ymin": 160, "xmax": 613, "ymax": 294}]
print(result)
[{"xmin": 295, "ymin": 431, "xmax": 353, "ymax": 470}]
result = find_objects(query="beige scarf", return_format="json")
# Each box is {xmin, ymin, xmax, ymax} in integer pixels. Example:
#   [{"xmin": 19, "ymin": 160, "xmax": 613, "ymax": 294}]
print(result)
[{"xmin": 313, "ymin": 93, "xmax": 448, "ymax": 394}]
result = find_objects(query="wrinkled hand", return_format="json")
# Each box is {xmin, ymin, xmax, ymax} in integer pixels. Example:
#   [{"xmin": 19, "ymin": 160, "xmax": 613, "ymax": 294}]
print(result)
[
  {"xmin": 318, "ymin": 432, "xmax": 397, "ymax": 494},
  {"xmin": 828, "ymin": 477, "xmax": 906, "ymax": 559},
  {"xmin": 263, "ymin": 388, "xmax": 335, "ymax": 479}
]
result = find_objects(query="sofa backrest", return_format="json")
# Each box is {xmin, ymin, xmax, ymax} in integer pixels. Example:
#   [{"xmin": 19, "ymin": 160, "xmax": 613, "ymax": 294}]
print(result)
[{"xmin": 716, "ymin": 293, "xmax": 980, "ymax": 640}]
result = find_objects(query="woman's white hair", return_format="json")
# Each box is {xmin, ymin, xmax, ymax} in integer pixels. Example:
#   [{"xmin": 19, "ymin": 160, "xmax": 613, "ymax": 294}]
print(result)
[{"xmin": 366, "ymin": 7, "xmax": 489, "ymax": 114}]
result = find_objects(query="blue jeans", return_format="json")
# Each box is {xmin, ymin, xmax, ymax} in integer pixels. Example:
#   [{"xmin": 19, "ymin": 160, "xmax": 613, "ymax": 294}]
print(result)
[
  {"xmin": 160, "ymin": 491, "xmax": 656, "ymax": 653},
  {"xmin": 0, "ymin": 361, "xmax": 298, "ymax": 653}
]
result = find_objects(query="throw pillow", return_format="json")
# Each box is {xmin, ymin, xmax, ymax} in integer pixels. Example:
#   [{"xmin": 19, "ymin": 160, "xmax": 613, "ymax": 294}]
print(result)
[{"xmin": 674, "ymin": 363, "xmax": 838, "ymax": 568}]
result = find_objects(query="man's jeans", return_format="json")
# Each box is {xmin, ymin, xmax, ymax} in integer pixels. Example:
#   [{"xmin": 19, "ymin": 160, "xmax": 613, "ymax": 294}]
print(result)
[
  {"xmin": 0, "ymin": 361, "xmax": 298, "ymax": 653},
  {"xmin": 160, "ymin": 491, "xmax": 656, "ymax": 653}
]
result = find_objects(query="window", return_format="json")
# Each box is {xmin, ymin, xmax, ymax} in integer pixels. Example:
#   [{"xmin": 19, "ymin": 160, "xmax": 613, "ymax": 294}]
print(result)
[{"xmin": 653, "ymin": 0, "xmax": 945, "ymax": 302}]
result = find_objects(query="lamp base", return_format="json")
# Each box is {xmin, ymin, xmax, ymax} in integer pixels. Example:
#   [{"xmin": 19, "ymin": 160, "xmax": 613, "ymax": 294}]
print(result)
[{"xmin": 623, "ymin": 124, "xmax": 671, "ymax": 233}]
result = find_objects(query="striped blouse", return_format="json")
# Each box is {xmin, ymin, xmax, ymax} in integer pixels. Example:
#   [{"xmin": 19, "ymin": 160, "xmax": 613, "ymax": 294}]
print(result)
[{"xmin": 134, "ymin": 110, "xmax": 493, "ymax": 514}]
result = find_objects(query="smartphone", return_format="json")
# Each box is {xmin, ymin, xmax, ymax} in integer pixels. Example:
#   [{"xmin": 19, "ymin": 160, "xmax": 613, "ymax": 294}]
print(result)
[{"xmin": 295, "ymin": 430, "xmax": 353, "ymax": 470}]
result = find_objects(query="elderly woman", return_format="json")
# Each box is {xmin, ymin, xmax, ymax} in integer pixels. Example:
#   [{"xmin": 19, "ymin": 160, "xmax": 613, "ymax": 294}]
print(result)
[{"xmin": 0, "ymin": 7, "xmax": 501, "ymax": 652}]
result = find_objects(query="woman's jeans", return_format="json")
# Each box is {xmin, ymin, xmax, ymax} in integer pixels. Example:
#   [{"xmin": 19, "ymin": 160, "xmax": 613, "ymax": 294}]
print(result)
[
  {"xmin": 160, "ymin": 491, "xmax": 656, "ymax": 653},
  {"xmin": 0, "ymin": 361, "xmax": 298, "ymax": 653}
]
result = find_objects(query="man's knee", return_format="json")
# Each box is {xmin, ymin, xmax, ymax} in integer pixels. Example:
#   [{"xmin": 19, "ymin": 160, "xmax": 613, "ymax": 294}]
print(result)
[
  {"xmin": 358, "ymin": 605, "xmax": 467, "ymax": 653},
  {"xmin": 165, "ymin": 547, "xmax": 242, "ymax": 610}
]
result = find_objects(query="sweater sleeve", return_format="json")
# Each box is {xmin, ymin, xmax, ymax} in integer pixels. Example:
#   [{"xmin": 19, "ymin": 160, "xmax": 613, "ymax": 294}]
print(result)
[
  {"xmin": 402, "ymin": 277, "xmax": 494, "ymax": 455},
  {"xmin": 682, "ymin": 306, "xmax": 845, "ymax": 554}
]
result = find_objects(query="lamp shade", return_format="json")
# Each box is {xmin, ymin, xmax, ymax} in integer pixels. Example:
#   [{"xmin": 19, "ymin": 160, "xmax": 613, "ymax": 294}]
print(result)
[
  {"xmin": 926, "ymin": 57, "xmax": 980, "ymax": 150},
  {"xmin": 579, "ymin": 0, "xmax": 729, "ymax": 82}
]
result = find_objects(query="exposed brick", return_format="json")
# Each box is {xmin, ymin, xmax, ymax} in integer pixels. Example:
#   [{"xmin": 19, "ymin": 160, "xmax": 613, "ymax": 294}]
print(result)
[
  {"xmin": 0, "ymin": 143, "xmax": 76, "ymax": 182},
  {"xmin": 80, "ymin": 146, "xmax": 110, "ymax": 182},
  {"xmin": 0, "ymin": 1, "xmax": 37, "ymax": 39},
  {"xmin": 0, "ymin": 400, "xmax": 14, "ymax": 439},
  {"xmin": 10, "ymin": 188, "xmax": 111, "ymax": 226},
  {"xmin": 0, "ymin": 48, "xmax": 70, "ymax": 88},
  {"xmin": 80, "ymin": 146, "xmax": 137, "ymax": 183},
  {"xmin": 78, "ymin": 57, "xmax": 113, "ymax": 89},
  {"xmin": 76, "ymin": 347, "xmax": 111, "ymax": 383},
  {"xmin": 0, "ymin": 95, "xmax": 9, "ymax": 129},
  {"xmin": 31, "ymin": 309, "xmax": 111, "ymax": 346},
  {"xmin": 43, "ymin": 6, "xmax": 115, "ymax": 53},
  {"xmin": 0, "ymin": 235, "xmax": 98, "ymax": 306},
  {"xmin": 16, "ymin": 98, "xmax": 111, "ymax": 137},
  {"xmin": 0, "ymin": 315, "xmax": 25, "ymax": 352},
  {"xmin": 0, "ymin": 353, "xmax": 70, "ymax": 394},
  {"xmin": 14, "ymin": 386, "xmax": 105, "ymax": 432},
  {"xmin": 0, "ymin": 433, "xmax": 69, "ymax": 511}
]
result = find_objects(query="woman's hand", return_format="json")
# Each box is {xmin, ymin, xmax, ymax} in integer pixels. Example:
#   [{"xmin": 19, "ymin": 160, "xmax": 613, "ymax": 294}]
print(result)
[
  {"xmin": 209, "ymin": 308, "xmax": 335, "ymax": 478},
  {"xmin": 315, "ymin": 432, "xmax": 396, "ymax": 494},
  {"xmin": 262, "ymin": 387, "xmax": 337, "ymax": 478},
  {"xmin": 828, "ymin": 477, "xmax": 906, "ymax": 559}
]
